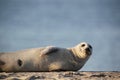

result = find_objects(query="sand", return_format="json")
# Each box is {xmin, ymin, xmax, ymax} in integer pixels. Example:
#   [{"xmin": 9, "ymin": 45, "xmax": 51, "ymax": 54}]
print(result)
[{"xmin": 0, "ymin": 71, "xmax": 120, "ymax": 80}]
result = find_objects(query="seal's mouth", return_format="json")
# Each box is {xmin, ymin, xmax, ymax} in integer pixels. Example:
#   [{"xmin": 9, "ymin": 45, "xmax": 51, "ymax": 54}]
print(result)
[{"xmin": 85, "ymin": 48, "xmax": 91, "ymax": 55}]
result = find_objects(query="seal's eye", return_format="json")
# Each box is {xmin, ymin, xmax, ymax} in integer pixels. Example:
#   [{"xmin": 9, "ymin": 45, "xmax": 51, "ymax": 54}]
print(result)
[{"xmin": 81, "ymin": 44, "xmax": 85, "ymax": 47}]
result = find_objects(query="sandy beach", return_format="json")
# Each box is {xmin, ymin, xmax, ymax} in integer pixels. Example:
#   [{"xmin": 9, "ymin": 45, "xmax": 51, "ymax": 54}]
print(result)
[{"xmin": 0, "ymin": 71, "xmax": 120, "ymax": 80}]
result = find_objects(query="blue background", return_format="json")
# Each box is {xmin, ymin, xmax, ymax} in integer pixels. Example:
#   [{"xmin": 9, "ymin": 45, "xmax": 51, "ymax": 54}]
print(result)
[{"xmin": 0, "ymin": 0, "xmax": 120, "ymax": 71}]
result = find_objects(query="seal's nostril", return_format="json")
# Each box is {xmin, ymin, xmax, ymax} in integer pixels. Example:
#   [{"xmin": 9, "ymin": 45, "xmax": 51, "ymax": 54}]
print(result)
[
  {"xmin": 86, "ymin": 48, "xmax": 90, "ymax": 52},
  {"xmin": 89, "ymin": 45, "xmax": 92, "ymax": 49},
  {"xmin": 81, "ymin": 44, "xmax": 85, "ymax": 47},
  {"xmin": 85, "ymin": 48, "xmax": 91, "ymax": 55}
]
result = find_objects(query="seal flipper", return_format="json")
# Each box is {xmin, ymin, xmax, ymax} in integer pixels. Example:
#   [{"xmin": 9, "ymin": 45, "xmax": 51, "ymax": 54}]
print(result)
[{"xmin": 41, "ymin": 46, "xmax": 59, "ymax": 56}]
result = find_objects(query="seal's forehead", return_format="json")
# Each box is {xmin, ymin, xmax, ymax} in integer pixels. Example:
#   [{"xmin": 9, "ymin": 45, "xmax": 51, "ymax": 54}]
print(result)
[{"xmin": 81, "ymin": 42, "xmax": 88, "ymax": 44}]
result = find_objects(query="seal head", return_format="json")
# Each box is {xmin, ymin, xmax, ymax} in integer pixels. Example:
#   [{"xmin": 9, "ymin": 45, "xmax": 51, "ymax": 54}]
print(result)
[{"xmin": 71, "ymin": 42, "xmax": 92, "ymax": 61}]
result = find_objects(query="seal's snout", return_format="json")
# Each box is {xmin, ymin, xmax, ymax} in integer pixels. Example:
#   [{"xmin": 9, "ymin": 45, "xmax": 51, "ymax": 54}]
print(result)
[
  {"xmin": 85, "ymin": 48, "xmax": 91, "ymax": 54},
  {"xmin": 86, "ymin": 47, "xmax": 90, "ymax": 52},
  {"xmin": 80, "ymin": 42, "xmax": 92, "ymax": 55}
]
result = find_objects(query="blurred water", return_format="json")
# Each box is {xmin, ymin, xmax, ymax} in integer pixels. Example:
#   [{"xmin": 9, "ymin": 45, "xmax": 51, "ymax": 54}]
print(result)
[{"xmin": 0, "ymin": 0, "xmax": 120, "ymax": 71}]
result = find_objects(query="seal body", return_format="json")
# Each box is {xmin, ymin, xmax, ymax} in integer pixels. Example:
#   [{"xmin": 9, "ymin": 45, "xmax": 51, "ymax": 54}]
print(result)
[{"xmin": 0, "ymin": 42, "xmax": 92, "ymax": 72}]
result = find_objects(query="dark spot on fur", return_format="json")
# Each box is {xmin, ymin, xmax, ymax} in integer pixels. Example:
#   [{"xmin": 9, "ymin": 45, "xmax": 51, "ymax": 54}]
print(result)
[
  {"xmin": 17, "ymin": 59, "xmax": 22, "ymax": 67},
  {"xmin": 0, "ymin": 60, "xmax": 5, "ymax": 65}
]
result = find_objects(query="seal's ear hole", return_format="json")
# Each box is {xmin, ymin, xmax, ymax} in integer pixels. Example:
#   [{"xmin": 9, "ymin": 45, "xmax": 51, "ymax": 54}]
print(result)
[{"xmin": 17, "ymin": 59, "xmax": 22, "ymax": 67}]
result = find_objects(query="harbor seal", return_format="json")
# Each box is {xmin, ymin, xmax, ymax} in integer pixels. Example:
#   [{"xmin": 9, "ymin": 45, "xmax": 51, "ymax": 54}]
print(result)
[{"xmin": 0, "ymin": 42, "xmax": 92, "ymax": 72}]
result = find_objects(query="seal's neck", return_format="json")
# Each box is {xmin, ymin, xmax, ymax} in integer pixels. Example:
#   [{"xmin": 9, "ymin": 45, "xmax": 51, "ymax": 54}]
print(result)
[{"xmin": 68, "ymin": 48, "xmax": 89, "ymax": 62}]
